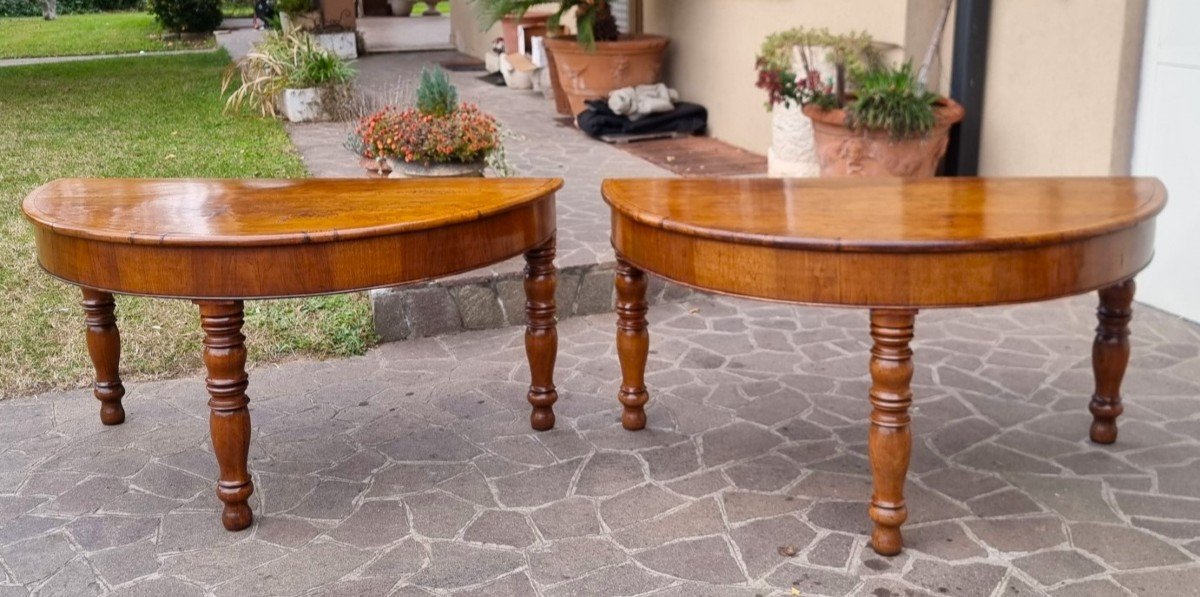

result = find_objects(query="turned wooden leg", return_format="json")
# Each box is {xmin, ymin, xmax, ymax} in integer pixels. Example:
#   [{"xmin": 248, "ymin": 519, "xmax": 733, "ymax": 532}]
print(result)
[
  {"xmin": 525, "ymin": 234, "xmax": 558, "ymax": 431},
  {"xmin": 867, "ymin": 308, "xmax": 916, "ymax": 556},
  {"xmin": 196, "ymin": 300, "xmax": 254, "ymax": 531},
  {"xmin": 1090, "ymin": 278, "xmax": 1135, "ymax": 444},
  {"xmin": 81, "ymin": 288, "xmax": 125, "ymax": 425},
  {"xmin": 615, "ymin": 258, "xmax": 649, "ymax": 431}
]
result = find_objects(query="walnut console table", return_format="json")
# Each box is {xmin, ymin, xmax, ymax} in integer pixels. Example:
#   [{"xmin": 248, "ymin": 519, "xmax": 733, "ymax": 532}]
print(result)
[
  {"xmin": 24, "ymin": 177, "xmax": 563, "ymax": 531},
  {"xmin": 603, "ymin": 177, "xmax": 1166, "ymax": 556}
]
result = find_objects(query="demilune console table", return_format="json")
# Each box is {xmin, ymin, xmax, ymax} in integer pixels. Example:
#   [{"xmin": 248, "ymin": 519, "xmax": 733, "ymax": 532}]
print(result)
[
  {"xmin": 23, "ymin": 177, "xmax": 563, "ymax": 531},
  {"xmin": 602, "ymin": 176, "xmax": 1166, "ymax": 556}
]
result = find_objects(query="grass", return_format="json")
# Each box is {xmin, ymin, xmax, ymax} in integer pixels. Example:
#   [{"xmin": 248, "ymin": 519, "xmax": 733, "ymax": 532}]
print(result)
[
  {"xmin": 223, "ymin": 0, "xmax": 255, "ymax": 17},
  {"xmin": 0, "ymin": 51, "xmax": 376, "ymax": 398},
  {"xmin": 425, "ymin": 1, "xmax": 452, "ymax": 13},
  {"xmin": 0, "ymin": 12, "xmax": 215, "ymax": 60}
]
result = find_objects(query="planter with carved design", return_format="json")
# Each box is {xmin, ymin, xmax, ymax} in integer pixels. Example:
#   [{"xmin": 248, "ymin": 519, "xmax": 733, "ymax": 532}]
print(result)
[
  {"xmin": 544, "ymin": 35, "xmax": 669, "ymax": 118},
  {"xmin": 802, "ymin": 98, "xmax": 965, "ymax": 177}
]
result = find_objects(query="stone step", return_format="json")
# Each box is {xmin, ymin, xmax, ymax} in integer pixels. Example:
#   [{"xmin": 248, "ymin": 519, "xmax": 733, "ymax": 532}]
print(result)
[{"xmin": 370, "ymin": 259, "xmax": 695, "ymax": 342}]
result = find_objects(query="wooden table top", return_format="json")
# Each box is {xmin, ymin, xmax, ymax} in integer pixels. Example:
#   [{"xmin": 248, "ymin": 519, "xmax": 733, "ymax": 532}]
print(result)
[
  {"xmin": 24, "ymin": 178, "xmax": 561, "ymax": 299},
  {"xmin": 24, "ymin": 178, "xmax": 563, "ymax": 247},
  {"xmin": 604, "ymin": 177, "xmax": 1166, "ymax": 308},
  {"xmin": 602, "ymin": 177, "xmax": 1165, "ymax": 252}
]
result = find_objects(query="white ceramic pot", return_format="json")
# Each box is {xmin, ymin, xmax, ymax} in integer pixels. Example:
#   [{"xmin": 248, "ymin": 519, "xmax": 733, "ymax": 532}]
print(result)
[{"xmin": 499, "ymin": 54, "xmax": 533, "ymax": 90}]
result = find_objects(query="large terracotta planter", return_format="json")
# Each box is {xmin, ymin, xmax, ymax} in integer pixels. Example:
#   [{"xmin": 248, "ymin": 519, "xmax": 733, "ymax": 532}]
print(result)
[
  {"xmin": 543, "ymin": 43, "xmax": 572, "ymax": 116},
  {"xmin": 544, "ymin": 35, "xmax": 670, "ymax": 117},
  {"xmin": 803, "ymin": 98, "xmax": 965, "ymax": 177}
]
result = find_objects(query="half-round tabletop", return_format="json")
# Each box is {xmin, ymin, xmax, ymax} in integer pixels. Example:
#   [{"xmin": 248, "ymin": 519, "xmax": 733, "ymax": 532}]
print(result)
[{"xmin": 603, "ymin": 177, "xmax": 1166, "ymax": 308}]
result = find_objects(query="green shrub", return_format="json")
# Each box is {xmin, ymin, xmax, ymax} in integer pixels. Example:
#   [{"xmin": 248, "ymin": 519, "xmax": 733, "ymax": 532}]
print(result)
[
  {"xmin": 148, "ymin": 0, "xmax": 222, "ymax": 32},
  {"xmin": 415, "ymin": 67, "xmax": 457, "ymax": 117},
  {"xmin": 0, "ymin": 0, "xmax": 143, "ymax": 17},
  {"xmin": 289, "ymin": 48, "xmax": 353, "ymax": 87},
  {"xmin": 275, "ymin": 0, "xmax": 309, "ymax": 15}
]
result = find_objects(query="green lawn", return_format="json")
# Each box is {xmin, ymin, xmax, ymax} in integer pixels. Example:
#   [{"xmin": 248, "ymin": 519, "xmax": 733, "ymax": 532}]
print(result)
[
  {"xmin": 428, "ymin": 1, "xmax": 451, "ymax": 13},
  {"xmin": 0, "ymin": 52, "xmax": 375, "ymax": 398},
  {"xmin": 0, "ymin": 12, "xmax": 214, "ymax": 59}
]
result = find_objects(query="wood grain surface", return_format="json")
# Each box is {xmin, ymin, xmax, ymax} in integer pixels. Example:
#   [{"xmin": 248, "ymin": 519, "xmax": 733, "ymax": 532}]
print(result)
[
  {"xmin": 605, "ymin": 177, "xmax": 1164, "ymax": 308},
  {"xmin": 25, "ymin": 178, "xmax": 561, "ymax": 299}
]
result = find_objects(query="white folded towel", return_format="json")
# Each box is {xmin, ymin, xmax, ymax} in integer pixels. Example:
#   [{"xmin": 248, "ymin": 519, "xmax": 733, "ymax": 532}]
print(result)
[{"xmin": 608, "ymin": 84, "xmax": 680, "ymax": 121}]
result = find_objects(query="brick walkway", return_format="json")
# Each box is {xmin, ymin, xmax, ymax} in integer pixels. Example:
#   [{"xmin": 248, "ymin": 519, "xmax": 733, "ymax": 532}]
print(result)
[{"xmin": 3, "ymin": 295, "xmax": 1199, "ymax": 595}]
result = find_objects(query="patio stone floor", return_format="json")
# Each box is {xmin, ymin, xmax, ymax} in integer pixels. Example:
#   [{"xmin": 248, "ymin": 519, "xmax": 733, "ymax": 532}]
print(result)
[{"xmin": 3, "ymin": 294, "xmax": 1200, "ymax": 596}]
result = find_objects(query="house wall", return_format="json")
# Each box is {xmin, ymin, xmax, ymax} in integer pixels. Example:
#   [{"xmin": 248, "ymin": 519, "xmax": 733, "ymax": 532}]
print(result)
[
  {"xmin": 449, "ymin": 0, "xmax": 499, "ymax": 58},
  {"xmin": 977, "ymin": 0, "xmax": 1147, "ymax": 175},
  {"xmin": 639, "ymin": 0, "xmax": 955, "ymax": 156},
  {"xmin": 447, "ymin": 1, "xmax": 1147, "ymax": 177}
]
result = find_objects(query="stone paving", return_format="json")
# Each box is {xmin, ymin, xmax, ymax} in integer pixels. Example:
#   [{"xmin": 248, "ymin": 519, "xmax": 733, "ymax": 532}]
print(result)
[
  {"xmin": 284, "ymin": 50, "xmax": 674, "ymax": 341},
  {"xmin": 3, "ymin": 294, "xmax": 1200, "ymax": 596}
]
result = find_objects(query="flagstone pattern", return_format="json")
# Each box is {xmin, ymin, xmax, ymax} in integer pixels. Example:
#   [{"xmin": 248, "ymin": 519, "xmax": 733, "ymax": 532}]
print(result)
[{"xmin": 2, "ymin": 294, "xmax": 1199, "ymax": 596}]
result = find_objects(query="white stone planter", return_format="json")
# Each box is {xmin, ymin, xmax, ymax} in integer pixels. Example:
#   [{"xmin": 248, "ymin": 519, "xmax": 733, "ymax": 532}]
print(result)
[
  {"xmin": 499, "ymin": 54, "xmax": 533, "ymax": 90},
  {"xmin": 767, "ymin": 103, "xmax": 820, "ymax": 178},
  {"xmin": 315, "ymin": 31, "xmax": 357, "ymax": 60},
  {"xmin": 278, "ymin": 87, "xmax": 335, "ymax": 122},
  {"xmin": 767, "ymin": 46, "xmax": 836, "ymax": 178}
]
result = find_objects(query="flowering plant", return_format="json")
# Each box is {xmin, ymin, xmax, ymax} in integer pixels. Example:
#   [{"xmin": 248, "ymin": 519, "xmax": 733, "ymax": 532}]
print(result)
[
  {"xmin": 754, "ymin": 27, "xmax": 879, "ymax": 111},
  {"xmin": 347, "ymin": 110, "xmax": 386, "ymax": 159},
  {"xmin": 364, "ymin": 103, "xmax": 501, "ymax": 165}
]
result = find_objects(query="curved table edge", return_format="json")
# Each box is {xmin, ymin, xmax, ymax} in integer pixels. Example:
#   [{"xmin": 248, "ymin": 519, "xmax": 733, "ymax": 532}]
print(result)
[
  {"xmin": 23, "ymin": 177, "xmax": 564, "ymax": 248},
  {"xmin": 601, "ymin": 177, "xmax": 1167, "ymax": 254}
]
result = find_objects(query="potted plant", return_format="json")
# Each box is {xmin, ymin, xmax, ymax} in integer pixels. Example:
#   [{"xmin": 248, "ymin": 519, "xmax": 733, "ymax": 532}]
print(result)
[
  {"xmin": 222, "ymin": 29, "xmax": 355, "ymax": 122},
  {"xmin": 756, "ymin": 2, "xmax": 962, "ymax": 177},
  {"xmin": 364, "ymin": 68, "xmax": 506, "ymax": 178},
  {"xmin": 476, "ymin": 0, "xmax": 669, "ymax": 118},
  {"xmin": 756, "ymin": 27, "xmax": 880, "ymax": 176}
]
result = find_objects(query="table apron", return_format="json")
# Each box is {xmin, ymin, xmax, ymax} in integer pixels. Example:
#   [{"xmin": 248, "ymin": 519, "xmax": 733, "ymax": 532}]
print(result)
[
  {"xmin": 34, "ymin": 198, "xmax": 555, "ymax": 299},
  {"xmin": 611, "ymin": 214, "xmax": 1155, "ymax": 309}
]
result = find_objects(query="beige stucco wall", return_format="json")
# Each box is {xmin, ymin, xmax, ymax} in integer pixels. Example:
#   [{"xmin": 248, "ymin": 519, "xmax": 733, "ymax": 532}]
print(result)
[
  {"xmin": 449, "ymin": 0, "xmax": 499, "ymax": 58},
  {"xmin": 978, "ymin": 0, "xmax": 1147, "ymax": 175},
  {"xmin": 447, "ymin": 1, "xmax": 1147, "ymax": 175}
]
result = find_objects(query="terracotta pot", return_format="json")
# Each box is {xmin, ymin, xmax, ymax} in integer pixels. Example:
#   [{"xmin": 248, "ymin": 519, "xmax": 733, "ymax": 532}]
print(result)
[
  {"xmin": 543, "ymin": 42, "xmax": 572, "ymax": 116},
  {"xmin": 802, "ymin": 98, "xmax": 965, "ymax": 177},
  {"xmin": 501, "ymin": 11, "xmax": 552, "ymax": 54},
  {"xmin": 386, "ymin": 158, "xmax": 485, "ymax": 178},
  {"xmin": 544, "ymin": 35, "xmax": 670, "ymax": 117}
]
